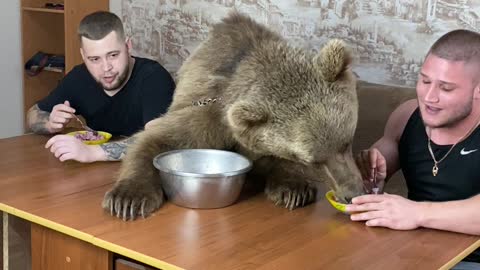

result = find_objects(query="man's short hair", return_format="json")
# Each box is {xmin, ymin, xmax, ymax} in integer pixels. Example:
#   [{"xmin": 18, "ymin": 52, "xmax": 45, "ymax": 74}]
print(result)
[
  {"xmin": 78, "ymin": 11, "xmax": 125, "ymax": 43},
  {"xmin": 428, "ymin": 29, "xmax": 480, "ymax": 64}
]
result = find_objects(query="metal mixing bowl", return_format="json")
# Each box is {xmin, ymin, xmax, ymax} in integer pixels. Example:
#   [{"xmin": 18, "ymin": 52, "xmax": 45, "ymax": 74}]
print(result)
[{"xmin": 153, "ymin": 149, "xmax": 253, "ymax": 209}]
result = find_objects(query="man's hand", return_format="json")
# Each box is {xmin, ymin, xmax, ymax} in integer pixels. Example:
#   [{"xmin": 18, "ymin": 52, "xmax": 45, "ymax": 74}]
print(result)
[
  {"xmin": 47, "ymin": 101, "xmax": 75, "ymax": 133},
  {"xmin": 345, "ymin": 193, "xmax": 425, "ymax": 230},
  {"xmin": 356, "ymin": 148, "xmax": 387, "ymax": 194},
  {"xmin": 45, "ymin": 135, "xmax": 105, "ymax": 162}
]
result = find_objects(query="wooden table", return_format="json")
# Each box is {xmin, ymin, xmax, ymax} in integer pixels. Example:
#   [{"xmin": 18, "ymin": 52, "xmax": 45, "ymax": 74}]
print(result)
[{"xmin": 0, "ymin": 134, "xmax": 479, "ymax": 270}]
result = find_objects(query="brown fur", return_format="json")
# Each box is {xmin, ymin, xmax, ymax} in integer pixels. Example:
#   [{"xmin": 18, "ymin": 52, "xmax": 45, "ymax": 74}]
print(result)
[{"xmin": 102, "ymin": 12, "xmax": 364, "ymax": 220}]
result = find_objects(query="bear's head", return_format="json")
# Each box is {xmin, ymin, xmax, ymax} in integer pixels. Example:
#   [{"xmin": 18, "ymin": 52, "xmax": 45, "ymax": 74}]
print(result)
[{"xmin": 226, "ymin": 39, "xmax": 364, "ymax": 203}]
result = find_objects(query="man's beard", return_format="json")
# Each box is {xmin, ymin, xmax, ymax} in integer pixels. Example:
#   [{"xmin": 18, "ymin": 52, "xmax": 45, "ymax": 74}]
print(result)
[
  {"xmin": 98, "ymin": 65, "xmax": 129, "ymax": 91},
  {"xmin": 422, "ymin": 101, "xmax": 473, "ymax": 129}
]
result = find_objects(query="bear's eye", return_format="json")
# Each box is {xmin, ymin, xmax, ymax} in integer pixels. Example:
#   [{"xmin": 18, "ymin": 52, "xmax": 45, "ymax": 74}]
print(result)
[
  {"xmin": 290, "ymin": 152, "xmax": 299, "ymax": 161},
  {"xmin": 341, "ymin": 143, "xmax": 350, "ymax": 153},
  {"xmin": 312, "ymin": 161, "xmax": 324, "ymax": 166}
]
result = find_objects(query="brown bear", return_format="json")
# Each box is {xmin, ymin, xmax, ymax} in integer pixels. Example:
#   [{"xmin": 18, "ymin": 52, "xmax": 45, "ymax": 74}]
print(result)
[{"xmin": 102, "ymin": 12, "xmax": 364, "ymax": 220}]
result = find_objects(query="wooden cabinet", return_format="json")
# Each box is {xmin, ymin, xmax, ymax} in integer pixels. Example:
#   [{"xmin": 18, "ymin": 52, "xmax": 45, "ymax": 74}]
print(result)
[
  {"xmin": 31, "ymin": 224, "xmax": 112, "ymax": 270},
  {"xmin": 21, "ymin": 0, "xmax": 109, "ymax": 129}
]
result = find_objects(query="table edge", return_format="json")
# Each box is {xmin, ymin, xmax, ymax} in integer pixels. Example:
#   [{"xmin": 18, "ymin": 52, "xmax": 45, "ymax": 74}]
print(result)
[{"xmin": 439, "ymin": 238, "xmax": 480, "ymax": 270}]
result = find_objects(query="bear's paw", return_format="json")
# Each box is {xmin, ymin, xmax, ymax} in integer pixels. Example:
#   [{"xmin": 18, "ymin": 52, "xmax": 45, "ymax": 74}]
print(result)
[
  {"xmin": 102, "ymin": 180, "xmax": 164, "ymax": 221},
  {"xmin": 265, "ymin": 180, "xmax": 317, "ymax": 210}
]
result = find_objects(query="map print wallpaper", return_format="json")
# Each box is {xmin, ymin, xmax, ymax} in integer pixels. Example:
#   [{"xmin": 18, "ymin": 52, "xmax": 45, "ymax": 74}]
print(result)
[{"xmin": 121, "ymin": 0, "xmax": 480, "ymax": 87}]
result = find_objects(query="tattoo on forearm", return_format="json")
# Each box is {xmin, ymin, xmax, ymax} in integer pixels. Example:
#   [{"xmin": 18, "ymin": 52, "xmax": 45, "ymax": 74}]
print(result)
[
  {"xmin": 100, "ymin": 136, "xmax": 136, "ymax": 161},
  {"xmin": 28, "ymin": 105, "xmax": 51, "ymax": 134}
]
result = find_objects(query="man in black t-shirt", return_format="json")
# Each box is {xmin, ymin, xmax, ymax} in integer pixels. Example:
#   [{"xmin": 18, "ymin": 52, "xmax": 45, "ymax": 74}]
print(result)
[
  {"xmin": 27, "ymin": 11, "xmax": 175, "ymax": 163},
  {"xmin": 349, "ymin": 30, "xmax": 480, "ymax": 268}
]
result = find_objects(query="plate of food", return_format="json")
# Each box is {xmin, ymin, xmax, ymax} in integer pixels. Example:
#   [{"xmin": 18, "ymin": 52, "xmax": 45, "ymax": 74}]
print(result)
[
  {"xmin": 67, "ymin": 130, "xmax": 112, "ymax": 145},
  {"xmin": 325, "ymin": 190, "xmax": 349, "ymax": 214}
]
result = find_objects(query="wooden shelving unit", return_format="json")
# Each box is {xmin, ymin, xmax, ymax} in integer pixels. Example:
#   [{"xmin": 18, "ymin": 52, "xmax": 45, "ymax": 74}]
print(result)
[
  {"xmin": 22, "ymin": 7, "xmax": 65, "ymax": 14},
  {"xmin": 21, "ymin": 0, "xmax": 109, "ymax": 129}
]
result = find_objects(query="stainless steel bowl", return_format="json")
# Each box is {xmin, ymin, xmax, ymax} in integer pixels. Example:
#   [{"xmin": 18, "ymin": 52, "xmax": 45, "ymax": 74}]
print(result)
[{"xmin": 153, "ymin": 149, "xmax": 253, "ymax": 209}]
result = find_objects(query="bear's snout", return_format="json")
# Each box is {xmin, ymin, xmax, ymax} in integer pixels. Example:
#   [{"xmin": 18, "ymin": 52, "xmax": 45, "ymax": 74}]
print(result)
[{"xmin": 322, "ymin": 152, "xmax": 365, "ymax": 202}]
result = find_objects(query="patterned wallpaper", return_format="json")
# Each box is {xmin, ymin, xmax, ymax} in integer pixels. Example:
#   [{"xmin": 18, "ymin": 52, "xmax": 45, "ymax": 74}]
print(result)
[{"xmin": 121, "ymin": 0, "xmax": 480, "ymax": 87}]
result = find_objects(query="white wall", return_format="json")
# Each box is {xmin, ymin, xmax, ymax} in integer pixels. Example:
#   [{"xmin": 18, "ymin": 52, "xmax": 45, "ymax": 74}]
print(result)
[
  {"xmin": 0, "ymin": 1, "xmax": 22, "ymax": 138},
  {"xmin": 110, "ymin": 0, "xmax": 122, "ymax": 17}
]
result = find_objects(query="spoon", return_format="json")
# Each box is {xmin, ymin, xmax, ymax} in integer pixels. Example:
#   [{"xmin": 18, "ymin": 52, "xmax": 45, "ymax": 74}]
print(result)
[
  {"xmin": 71, "ymin": 114, "xmax": 98, "ymax": 135},
  {"xmin": 371, "ymin": 167, "xmax": 380, "ymax": 194}
]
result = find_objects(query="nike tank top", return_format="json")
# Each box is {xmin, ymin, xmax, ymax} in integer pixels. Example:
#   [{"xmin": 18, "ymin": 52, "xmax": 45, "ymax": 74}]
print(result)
[{"xmin": 399, "ymin": 108, "xmax": 480, "ymax": 202}]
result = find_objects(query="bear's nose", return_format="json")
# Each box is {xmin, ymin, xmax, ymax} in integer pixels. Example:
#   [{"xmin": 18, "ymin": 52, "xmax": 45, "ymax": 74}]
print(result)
[{"xmin": 344, "ymin": 197, "xmax": 352, "ymax": 204}]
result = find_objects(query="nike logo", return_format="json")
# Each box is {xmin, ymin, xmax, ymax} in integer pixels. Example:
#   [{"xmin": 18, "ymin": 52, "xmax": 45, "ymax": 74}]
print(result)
[{"xmin": 460, "ymin": 148, "xmax": 478, "ymax": 155}]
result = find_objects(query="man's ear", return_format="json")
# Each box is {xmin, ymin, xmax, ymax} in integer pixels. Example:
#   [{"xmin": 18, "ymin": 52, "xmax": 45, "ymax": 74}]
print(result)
[
  {"xmin": 80, "ymin": 47, "xmax": 85, "ymax": 61},
  {"xmin": 474, "ymin": 82, "xmax": 480, "ymax": 100},
  {"xmin": 227, "ymin": 101, "xmax": 268, "ymax": 131},
  {"xmin": 126, "ymin": 37, "xmax": 132, "ymax": 54}
]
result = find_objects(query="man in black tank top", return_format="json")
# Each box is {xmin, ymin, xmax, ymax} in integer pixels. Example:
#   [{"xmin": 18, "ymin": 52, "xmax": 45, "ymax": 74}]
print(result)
[
  {"xmin": 26, "ymin": 12, "xmax": 175, "ymax": 163},
  {"xmin": 346, "ymin": 30, "xmax": 480, "ymax": 268},
  {"xmin": 399, "ymin": 109, "xmax": 480, "ymax": 202}
]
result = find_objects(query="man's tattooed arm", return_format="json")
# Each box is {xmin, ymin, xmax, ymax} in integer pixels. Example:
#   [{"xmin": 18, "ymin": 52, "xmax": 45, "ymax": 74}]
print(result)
[
  {"xmin": 100, "ymin": 136, "xmax": 136, "ymax": 161},
  {"xmin": 27, "ymin": 104, "xmax": 52, "ymax": 134}
]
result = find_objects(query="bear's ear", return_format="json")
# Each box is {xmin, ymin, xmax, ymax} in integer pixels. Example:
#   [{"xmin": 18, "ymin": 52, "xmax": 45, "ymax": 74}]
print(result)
[
  {"xmin": 314, "ymin": 39, "xmax": 352, "ymax": 82},
  {"xmin": 227, "ymin": 101, "xmax": 268, "ymax": 130}
]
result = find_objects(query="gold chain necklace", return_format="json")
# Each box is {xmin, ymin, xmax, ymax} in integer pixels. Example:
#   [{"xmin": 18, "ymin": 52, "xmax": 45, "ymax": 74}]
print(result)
[
  {"xmin": 427, "ymin": 116, "xmax": 480, "ymax": 176},
  {"xmin": 192, "ymin": 97, "xmax": 222, "ymax": 107}
]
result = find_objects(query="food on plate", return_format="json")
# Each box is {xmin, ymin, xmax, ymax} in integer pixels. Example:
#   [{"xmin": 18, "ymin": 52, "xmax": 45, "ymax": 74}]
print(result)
[
  {"xmin": 67, "ymin": 131, "xmax": 112, "ymax": 145},
  {"xmin": 74, "ymin": 131, "xmax": 104, "ymax": 141}
]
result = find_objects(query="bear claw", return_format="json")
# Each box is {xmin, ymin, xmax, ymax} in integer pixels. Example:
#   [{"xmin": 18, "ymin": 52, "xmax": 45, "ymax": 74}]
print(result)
[
  {"xmin": 266, "ymin": 182, "xmax": 316, "ymax": 210},
  {"xmin": 102, "ymin": 181, "xmax": 164, "ymax": 220}
]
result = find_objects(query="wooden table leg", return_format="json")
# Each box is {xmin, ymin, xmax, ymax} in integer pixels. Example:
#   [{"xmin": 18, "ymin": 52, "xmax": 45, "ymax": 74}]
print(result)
[
  {"xmin": 2, "ymin": 212, "xmax": 8, "ymax": 270},
  {"xmin": 31, "ymin": 223, "xmax": 112, "ymax": 270}
]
